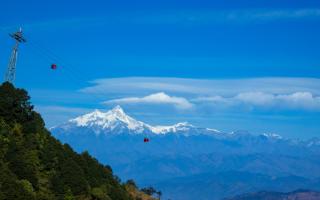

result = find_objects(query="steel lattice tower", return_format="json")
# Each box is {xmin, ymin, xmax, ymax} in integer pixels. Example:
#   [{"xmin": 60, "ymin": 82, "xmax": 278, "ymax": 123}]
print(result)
[{"xmin": 4, "ymin": 28, "xmax": 26, "ymax": 83}]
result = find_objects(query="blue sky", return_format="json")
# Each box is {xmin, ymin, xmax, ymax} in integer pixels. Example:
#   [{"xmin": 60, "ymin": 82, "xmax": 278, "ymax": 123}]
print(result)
[{"xmin": 0, "ymin": 0, "xmax": 320, "ymax": 138}]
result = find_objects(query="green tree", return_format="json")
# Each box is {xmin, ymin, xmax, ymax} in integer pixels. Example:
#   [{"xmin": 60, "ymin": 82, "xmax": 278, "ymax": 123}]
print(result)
[
  {"xmin": 126, "ymin": 180, "xmax": 137, "ymax": 188},
  {"xmin": 63, "ymin": 188, "xmax": 74, "ymax": 200},
  {"xmin": 0, "ymin": 82, "xmax": 150, "ymax": 200},
  {"xmin": 0, "ymin": 82, "xmax": 33, "ymax": 125},
  {"xmin": 141, "ymin": 187, "xmax": 157, "ymax": 196}
]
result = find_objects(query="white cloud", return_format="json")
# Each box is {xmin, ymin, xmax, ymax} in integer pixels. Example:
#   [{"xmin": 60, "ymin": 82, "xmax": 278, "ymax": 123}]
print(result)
[
  {"xmin": 104, "ymin": 92, "xmax": 193, "ymax": 110},
  {"xmin": 275, "ymin": 92, "xmax": 320, "ymax": 110},
  {"xmin": 81, "ymin": 77, "xmax": 320, "ymax": 96},
  {"xmin": 235, "ymin": 92, "xmax": 320, "ymax": 110},
  {"xmin": 235, "ymin": 92, "xmax": 275, "ymax": 106},
  {"xmin": 194, "ymin": 92, "xmax": 320, "ymax": 111},
  {"xmin": 192, "ymin": 96, "xmax": 226, "ymax": 103},
  {"xmin": 103, "ymin": 91, "xmax": 320, "ymax": 112},
  {"xmin": 80, "ymin": 77, "xmax": 320, "ymax": 112}
]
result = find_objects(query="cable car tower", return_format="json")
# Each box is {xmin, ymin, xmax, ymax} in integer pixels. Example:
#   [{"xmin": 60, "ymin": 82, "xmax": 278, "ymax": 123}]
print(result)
[{"xmin": 4, "ymin": 27, "xmax": 26, "ymax": 83}]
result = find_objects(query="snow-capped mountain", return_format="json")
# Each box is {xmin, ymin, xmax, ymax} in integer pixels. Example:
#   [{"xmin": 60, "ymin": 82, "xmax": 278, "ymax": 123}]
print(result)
[
  {"xmin": 52, "ymin": 105, "xmax": 320, "ymax": 147},
  {"xmin": 306, "ymin": 137, "xmax": 320, "ymax": 147},
  {"xmin": 52, "ymin": 105, "xmax": 220, "ymax": 135},
  {"xmin": 261, "ymin": 133, "xmax": 283, "ymax": 139},
  {"xmin": 50, "ymin": 105, "xmax": 320, "ymax": 200},
  {"xmin": 60, "ymin": 105, "xmax": 149, "ymax": 134}
]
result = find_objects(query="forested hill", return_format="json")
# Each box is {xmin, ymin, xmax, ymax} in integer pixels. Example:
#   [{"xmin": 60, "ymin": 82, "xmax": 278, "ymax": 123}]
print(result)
[{"xmin": 0, "ymin": 82, "xmax": 155, "ymax": 200}]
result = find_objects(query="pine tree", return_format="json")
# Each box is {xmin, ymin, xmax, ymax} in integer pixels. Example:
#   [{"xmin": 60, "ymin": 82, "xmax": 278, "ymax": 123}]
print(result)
[{"xmin": 0, "ymin": 82, "xmax": 154, "ymax": 200}]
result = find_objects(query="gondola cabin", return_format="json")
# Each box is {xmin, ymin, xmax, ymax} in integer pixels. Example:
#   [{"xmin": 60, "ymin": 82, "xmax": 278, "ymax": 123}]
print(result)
[{"xmin": 51, "ymin": 64, "xmax": 57, "ymax": 70}]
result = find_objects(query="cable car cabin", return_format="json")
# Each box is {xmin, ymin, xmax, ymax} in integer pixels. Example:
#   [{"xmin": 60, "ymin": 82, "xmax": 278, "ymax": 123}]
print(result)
[
  {"xmin": 144, "ymin": 138, "xmax": 150, "ymax": 143},
  {"xmin": 51, "ymin": 64, "xmax": 57, "ymax": 70}
]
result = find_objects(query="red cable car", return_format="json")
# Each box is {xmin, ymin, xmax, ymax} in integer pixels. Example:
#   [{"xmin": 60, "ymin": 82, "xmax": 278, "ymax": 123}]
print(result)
[
  {"xmin": 51, "ymin": 64, "xmax": 57, "ymax": 70},
  {"xmin": 144, "ymin": 138, "xmax": 150, "ymax": 143}
]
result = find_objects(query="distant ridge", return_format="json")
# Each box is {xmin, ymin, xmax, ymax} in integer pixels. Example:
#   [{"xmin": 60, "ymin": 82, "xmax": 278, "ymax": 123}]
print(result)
[
  {"xmin": 52, "ymin": 105, "xmax": 221, "ymax": 135},
  {"xmin": 51, "ymin": 105, "xmax": 320, "ymax": 200},
  {"xmin": 225, "ymin": 189, "xmax": 320, "ymax": 200}
]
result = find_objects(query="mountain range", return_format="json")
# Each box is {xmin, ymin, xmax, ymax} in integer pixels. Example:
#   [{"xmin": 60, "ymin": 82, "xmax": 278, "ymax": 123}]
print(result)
[
  {"xmin": 51, "ymin": 106, "xmax": 320, "ymax": 200},
  {"xmin": 226, "ymin": 189, "xmax": 320, "ymax": 200},
  {"xmin": 52, "ymin": 105, "xmax": 220, "ymax": 136}
]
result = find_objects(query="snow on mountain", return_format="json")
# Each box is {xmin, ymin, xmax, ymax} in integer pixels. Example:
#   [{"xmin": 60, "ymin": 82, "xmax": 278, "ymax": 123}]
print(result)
[
  {"xmin": 306, "ymin": 138, "xmax": 320, "ymax": 147},
  {"xmin": 68, "ymin": 105, "xmax": 147, "ymax": 133},
  {"xmin": 151, "ymin": 122, "xmax": 194, "ymax": 134},
  {"xmin": 261, "ymin": 133, "xmax": 283, "ymax": 140},
  {"xmin": 53, "ymin": 106, "xmax": 306, "ymax": 143},
  {"xmin": 50, "ymin": 106, "xmax": 320, "ymax": 200},
  {"xmin": 53, "ymin": 105, "xmax": 221, "ymax": 135}
]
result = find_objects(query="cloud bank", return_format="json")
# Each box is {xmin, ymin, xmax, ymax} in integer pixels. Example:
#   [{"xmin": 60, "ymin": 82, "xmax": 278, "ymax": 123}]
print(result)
[
  {"xmin": 193, "ymin": 92, "xmax": 320, "ymax": 111},
  {"xmin": 81, "ymin": 77, "xmax": 320, "ymax": 96},
  {"xmin": 82, "ymin": 77, "xmax": 320, "ymax": 112},
  {"xmin": 104, "ymin": 92, "xmax": 193, "ymax": 110}
]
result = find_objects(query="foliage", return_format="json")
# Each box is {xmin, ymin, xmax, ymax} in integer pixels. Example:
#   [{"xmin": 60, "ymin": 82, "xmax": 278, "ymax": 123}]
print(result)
[
  {"xmin": 124, "ymin": 181, "xmax": 157, "ymax": 200},
  {"xmin": 141, "ymin": 187, "xmax": 162, "ymax": 200},
  {"xmin": 0, "ymin": 82, "xmax": 150, "ymax": 200}
]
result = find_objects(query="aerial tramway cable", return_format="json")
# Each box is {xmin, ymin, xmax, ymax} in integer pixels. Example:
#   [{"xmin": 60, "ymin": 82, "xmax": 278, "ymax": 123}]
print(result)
[
  {"xmin": 1, "ymin": 28, "xmax": 152, "ymax": 143},
  {"xmin": 26, "ymin": 34, "xmax": 152, "ymax": 143}
]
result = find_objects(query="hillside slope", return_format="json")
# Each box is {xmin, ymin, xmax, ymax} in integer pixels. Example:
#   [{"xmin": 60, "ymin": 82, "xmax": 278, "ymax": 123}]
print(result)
[{"xmin": 0, "ymin": 82, "xmax": 154, "ymax": 200}]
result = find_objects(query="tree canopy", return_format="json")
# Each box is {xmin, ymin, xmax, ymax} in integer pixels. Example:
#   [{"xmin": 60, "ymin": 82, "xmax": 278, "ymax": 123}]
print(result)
[{"xmin": 0, "ymin": 82, "xmax": 154, "ymax": 200}]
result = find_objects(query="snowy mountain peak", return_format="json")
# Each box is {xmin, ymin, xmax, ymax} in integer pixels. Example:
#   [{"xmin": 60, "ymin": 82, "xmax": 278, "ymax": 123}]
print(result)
[
  {"xmin": 69, "ymin": 109, "xmax": 106, "ymax": 126},
  {"xmin": 261, "ymin": 133, "xmax": 283, "ymax": 140},
  {"xmin": 110, "ymin": 105, "xmax": 125, "ymax": 115},
  {"xmin": 67, "ymin": 105, "xmax": 146, "ymax": 133},
  {"xmin": 151, "ymin": 122, "xmax": 197, "ymax": 134},
  {"xmin": 54, "ymin": 106, "xmax": 223, "ymax": 136},
  {"xmin": 176, "ymin": 122, "xmax": 194, "ymax": 127},
  {"xmin": 106, "ymin": 105, "xmax": 132, "ymax": 122}
]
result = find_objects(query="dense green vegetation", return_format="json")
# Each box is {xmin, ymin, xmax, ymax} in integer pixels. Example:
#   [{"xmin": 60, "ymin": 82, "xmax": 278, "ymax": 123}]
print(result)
[{"xmin": 0, "ymin": 82, "xmax": 153, "ymax": 200}]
